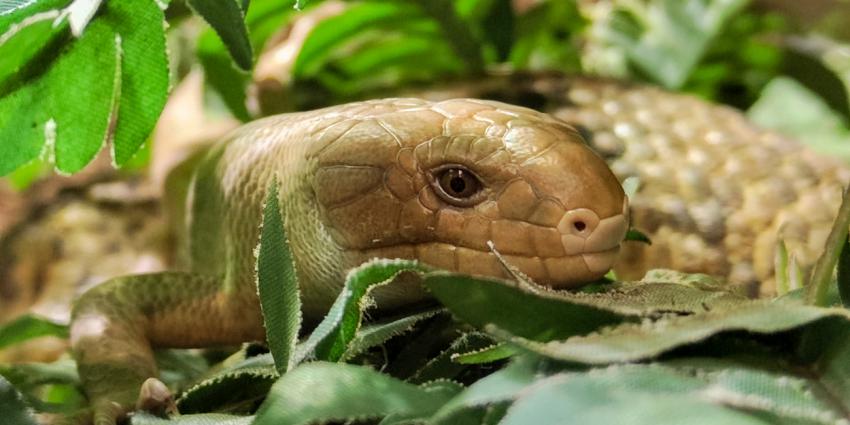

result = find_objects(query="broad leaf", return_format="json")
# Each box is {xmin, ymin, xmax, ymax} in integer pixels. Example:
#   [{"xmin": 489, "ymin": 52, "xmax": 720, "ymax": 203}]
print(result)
[
  {"xmin": 132, "ymin": 413, "xmax": 253, "ymax": 425},
  {"xmin": 500, "ymin": 365, "xmax": 769, "ymax": 425},
  {"xmin": 424, "ymin": 271, "xmax": 745, "ymax": 343},
  {"xmin": 256, "ymin": 182, "xmax": 301, "ymax": 374},
  {"xmin": 749, "ymin": 76, "xmax": 850, "ymax": 162},
  {"xmin": 499, "ymin": 302, "xmax": 850, "ymax": 364},
  {"xmin": 600, "ymin": 0, "xmax": 748, "ymax": 88},
  {"xmin": 0, "ymin": 0, "xmax": 168, "ymax": 175},
  {"xmin": 100, "ymin": 0, "xmax": 169, "ymax": 166},
  {"xmin": 253, "ymin": 362, "xmax": 460, "ymax": 425},
  {"xmin": 0, "ymin": 9, "xmax": 68, "ymax": 90}
]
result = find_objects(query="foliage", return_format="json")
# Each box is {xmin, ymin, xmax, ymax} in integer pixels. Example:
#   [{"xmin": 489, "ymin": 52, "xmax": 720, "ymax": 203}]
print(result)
[{"xmin": 2, "ymin": 0, "xmax": 850, "ymax": 423}]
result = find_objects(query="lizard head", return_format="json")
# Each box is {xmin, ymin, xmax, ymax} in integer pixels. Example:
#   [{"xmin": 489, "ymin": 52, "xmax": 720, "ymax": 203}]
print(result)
[{"xmin": 310, "ymin": 98, "xmax": 627, "ymax": 289}]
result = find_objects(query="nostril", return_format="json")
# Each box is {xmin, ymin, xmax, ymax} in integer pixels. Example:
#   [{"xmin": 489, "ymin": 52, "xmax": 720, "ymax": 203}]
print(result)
[{"xmin": 573, "ymin": 221, "xmax": 586, "ymax": 232}]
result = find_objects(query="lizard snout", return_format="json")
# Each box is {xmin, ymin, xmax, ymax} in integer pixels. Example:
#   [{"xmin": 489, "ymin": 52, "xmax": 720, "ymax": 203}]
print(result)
[{"xmin": 558, "ymin": 197, "xmax": 629, "ymax": 274}]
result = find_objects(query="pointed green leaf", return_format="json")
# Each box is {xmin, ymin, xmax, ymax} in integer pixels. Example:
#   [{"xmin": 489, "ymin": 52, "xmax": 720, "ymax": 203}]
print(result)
[
  {"xmin": 430, "ymin": 356, "xmax": 539, "ymax": 425},
  {"xmin": 254, "ymin": 362, "xmax": 459, "ymax": 425},
  {"xmin": 187, "ymin": 0, "xmax": 252, "ymax": 70},
  {"xmin": 177, "ymin": 352, "xmax": 277, "ymax": 414},
  {"xmin": 410, "ymin": 332, "xmax": 498, "ymax": 384},
  {"xmin": 101, "ymin": 0, "xmax": 169, "ymax": 166},
  {"xmin": 0, "ymin": 314, "xmax": 68, "ymax": 350},
  {"xmin": 294, "ymin": 259, "xmax": 427, "ymax": 363},
  {"xmin": 341, "ymin": 308, "xmax": 443, "ymax": 361},
  {"xmin": 293, "ymin": 2, "xmax": 423, "ymax": 77},
  {"xmin": 256, "ymin": 182, "xmax": 301, "ymax": 374}
]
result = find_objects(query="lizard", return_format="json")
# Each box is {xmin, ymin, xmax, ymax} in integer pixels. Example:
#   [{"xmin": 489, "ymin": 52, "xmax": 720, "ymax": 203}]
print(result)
[{"xmin": 69, "ymin": 97, "xmax": 629, "ymax": 424}]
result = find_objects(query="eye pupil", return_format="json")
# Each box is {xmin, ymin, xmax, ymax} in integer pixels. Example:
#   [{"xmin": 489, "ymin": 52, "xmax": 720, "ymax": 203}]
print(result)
[
  {"xmin": 433, "ymin": 166, "xmax": 483, "ymax": 206},
  {"xmin": 449, "ymin": 176, "xmax": 466, "ymax": 194}
]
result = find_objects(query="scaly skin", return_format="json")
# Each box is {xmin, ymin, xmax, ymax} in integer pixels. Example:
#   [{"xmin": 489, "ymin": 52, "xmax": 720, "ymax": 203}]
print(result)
[
  {"xmin": 403, "ymin": 73, "xmax": 850, "ymax": 295},
  {"xmin": 70, "ymin": 98, "xmax": 627, "ymax": 424}
]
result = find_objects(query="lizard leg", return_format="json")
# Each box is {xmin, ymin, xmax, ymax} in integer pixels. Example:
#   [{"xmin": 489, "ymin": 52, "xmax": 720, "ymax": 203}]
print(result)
[{"xmin": 70, "ymin": 272, "xmax": 264, "ymax": 425}]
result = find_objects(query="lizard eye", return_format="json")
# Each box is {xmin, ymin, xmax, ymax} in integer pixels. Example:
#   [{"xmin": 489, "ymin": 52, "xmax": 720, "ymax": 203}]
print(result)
[{"xmin": 431, "ymin": 165, "xmax": 484, "ymax": 206}]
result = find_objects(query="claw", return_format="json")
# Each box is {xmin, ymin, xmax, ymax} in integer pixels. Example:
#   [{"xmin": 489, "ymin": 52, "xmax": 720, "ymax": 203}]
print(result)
[{"xmin": 135, "ymin": 378, "xmax": 177, "ymax": 418}]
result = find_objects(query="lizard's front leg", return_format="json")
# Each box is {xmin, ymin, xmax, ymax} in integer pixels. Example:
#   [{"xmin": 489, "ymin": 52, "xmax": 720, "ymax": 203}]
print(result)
[{"xmin": 70, "ymin": 272, "xmax": 264, "ymax": 425}]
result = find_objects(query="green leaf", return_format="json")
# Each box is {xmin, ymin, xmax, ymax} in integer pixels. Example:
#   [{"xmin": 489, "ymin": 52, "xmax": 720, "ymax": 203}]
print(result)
[
  {"xmin": 253, "ymin": 362, "xmax": 459, "ymax": 425},
  {"xmin": 0, "ymin": 376, "xmax": 37, "ymax": 425},
  {"xmin": 100, "ymin": 0, "xmax": 169, "ymax": 167},
  {"xmin": 0, "ymin": 9, "xmax": 68, "ymax": 90},
  {"xmin": 0, "ymin": 15, "xmax": 119, "ymax": 175},
  {"xmin": 838, "ymin": 235, "xmax": 850, "ymax": 308},
  {"xmin": 430, "ymin": 355, "xmax": 539, "ymax": 424},
  {"xmin": 410, "ymin": 332, "xmax": 499, "ymax": 384},
  {"xmin": 256, "ymin": 182, "xmax": 301, "ymax": 374},
  {"xmin": 424, "ymin": 271, "xmax": 745, "ymax": 343},
  {"xmin": 625, "ymin": 228, "xmax": 652, "ymax": 244},
  {"xmin": 499, "ymin": 365, "xmax": 769, "ymax": 425},
  {"xmin": 748, "ymin": 77, "xmax": 850, "ymax": 162},
  {"xmin": 0, "ymin": 0, "xmax": 168, "ymax": 175},
  {"xmin": 0, "ymin": 314, "xmax": 67, "ymax": 350},
  {"xmin": 187, "ymin": 0, "xmax": 253, "ymax": 70},
  {"xmin": 293, "ymin": 2, "xmax": 424, "ymax": 77},
  {"xmin": 0, "ymin": 359, "xmax": 79, "ymax": 391},
  {"xmin": 500, "ymin": 302, "xmax": 850, "ymax": 364},
  {"xmin": 601, "ymin": 0, "xmax": 749, "ymax": 88},
  {"xmin": 452, "ymin": 343, "xmax": 518, "ymax": 365},
  {"xmin": 0, "ymin": 0, "xmax": 68, "ymax": 34},
  {"xmin": 132, "ymin": 412, "xmax": 253, "ymax": 425},
  {"xmin": 341, "ymin": 308, "xmax": 443, "ymax": 361},
  {"xmin": 294, "ymin": 259, "xmax": 427, "ymax": 363},
  {"xmin": 177, "ymin": 353, "xmax": 277, "ymax": 414},
  {"xmin": 197, "ymin": 0, "xmax": 296, "ymax": 120}
]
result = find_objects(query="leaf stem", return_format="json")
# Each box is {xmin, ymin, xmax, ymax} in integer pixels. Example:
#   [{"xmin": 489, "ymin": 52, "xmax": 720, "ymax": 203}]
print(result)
[{"xmin": 806, "ymin": 184, "xmax": 850, "ymax": 306}]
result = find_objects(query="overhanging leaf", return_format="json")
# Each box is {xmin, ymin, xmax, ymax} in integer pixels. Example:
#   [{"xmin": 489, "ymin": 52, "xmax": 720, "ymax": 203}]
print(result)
[
  {"xmin": 0, "ymin": 10, "xmax": 67, "ymax": 90},
  {"xmin": 256, "ymin": 182, "xmax": 301, "ymax": 374},
  {"xmin": 101, "ymin": 0, "xmax": 169, "ymax": 167},
  {"xmin": 187, "ymin": 0, "xmax": 253, "ymax": 70},
  {"xmin": 0, "ymin": 0, "xmax": 169, "ymax": 175}
]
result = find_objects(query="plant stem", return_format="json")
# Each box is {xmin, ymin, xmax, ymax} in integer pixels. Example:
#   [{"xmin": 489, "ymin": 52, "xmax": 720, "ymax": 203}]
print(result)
[
  {"xmin": 806, "ymin": 184, "xmax": 850, "ymax": 306},
  {"xmin": 411, "ymin": 0, "xmax": 486, "ymax": 73}
]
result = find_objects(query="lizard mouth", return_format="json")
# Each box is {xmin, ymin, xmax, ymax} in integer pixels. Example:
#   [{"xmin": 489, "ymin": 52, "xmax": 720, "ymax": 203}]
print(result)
[{"xmin": 348, "ymin": 198, "xmax": 629, "ymax": 287}]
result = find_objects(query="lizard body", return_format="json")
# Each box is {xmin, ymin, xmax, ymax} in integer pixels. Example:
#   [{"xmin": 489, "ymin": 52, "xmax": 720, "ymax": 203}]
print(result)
[{"xmin": 70, "ymin": 97, "xmax": 627, "ymax": 423}]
